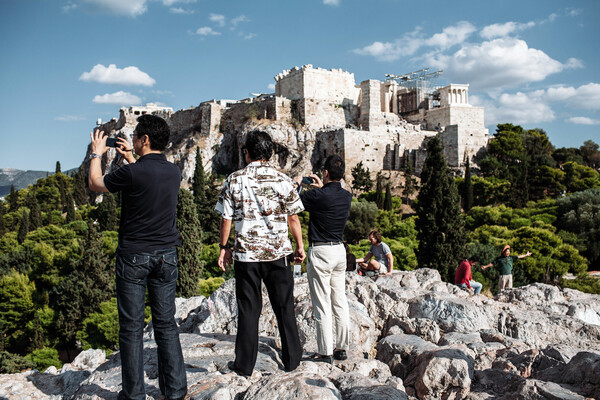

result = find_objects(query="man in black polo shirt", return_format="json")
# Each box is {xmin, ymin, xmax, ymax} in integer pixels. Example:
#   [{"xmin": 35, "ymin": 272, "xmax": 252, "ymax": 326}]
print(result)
[
  {"xmin": 295, "ymin": 155, "xmax": 352, "ymax": 363},
  {"xmin": 89, "ymin": 115, "xmax": 187, "ymax": 400}
]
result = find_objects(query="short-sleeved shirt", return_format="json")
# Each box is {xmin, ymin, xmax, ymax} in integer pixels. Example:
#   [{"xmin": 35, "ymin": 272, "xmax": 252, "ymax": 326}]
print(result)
[
  {"xmin": 370, "ymin": 242, "xmax": 391, "ymax": 268},
  {"xmin": 299, "ymin": 181, "xmax": 352, "ymax": 243},
  {"xmin": 493, "ymin": 255, "xmax": 519, "ymax": 276},
  {"xmin": 103, "ymin": 153, "xmax": 182, "ymax": 254},
  {"xmin": 455, "ymin": 260, "xmax": 473, "ymax": 288},
  {"xmin": 214, "ymin": 161, "xmax": 304, "ymax": 262}
]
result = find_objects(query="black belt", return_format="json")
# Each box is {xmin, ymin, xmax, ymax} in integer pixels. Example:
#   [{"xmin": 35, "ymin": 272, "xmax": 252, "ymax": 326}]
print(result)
[{"xmin": 309, "ymin": 241, "xmax": 343, "ymax": 247}]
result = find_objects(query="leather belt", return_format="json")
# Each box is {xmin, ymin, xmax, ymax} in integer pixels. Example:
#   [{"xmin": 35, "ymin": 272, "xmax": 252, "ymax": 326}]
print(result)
[{"xmin": 309, "ymin": 241, "xmax": 343, "ymax": 247}]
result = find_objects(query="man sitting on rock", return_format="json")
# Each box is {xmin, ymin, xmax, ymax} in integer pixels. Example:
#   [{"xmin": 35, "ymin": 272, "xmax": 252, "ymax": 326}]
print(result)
[
  {"xmin": 455, "ymin": 256, "xmax": 482, "ymax": 295},
  {"xmin": 356, "ymin": 231, "xmax": 393, "ymax": 276}
]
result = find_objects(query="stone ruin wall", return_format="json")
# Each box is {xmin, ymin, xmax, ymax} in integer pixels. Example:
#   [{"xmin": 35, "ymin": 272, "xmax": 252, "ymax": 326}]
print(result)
[{"xmin": 275, "ymin": 65, "xmax": 359, "ymax": 103}]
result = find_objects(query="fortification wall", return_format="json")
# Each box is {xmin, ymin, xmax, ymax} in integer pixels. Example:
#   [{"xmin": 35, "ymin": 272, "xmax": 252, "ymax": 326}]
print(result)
[{"xmin": 275, "ymin": 65, "xmax": 358, "ymax": 103}]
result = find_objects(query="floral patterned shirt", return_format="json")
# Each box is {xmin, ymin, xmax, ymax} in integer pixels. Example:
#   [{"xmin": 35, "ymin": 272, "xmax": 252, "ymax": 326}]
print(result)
[{"xmin": 215, "ymin": 161, "xmax": 304, "ymax": 262}]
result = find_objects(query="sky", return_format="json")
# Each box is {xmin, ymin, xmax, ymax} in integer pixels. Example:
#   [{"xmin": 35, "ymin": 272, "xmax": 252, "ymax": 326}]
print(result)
[{"xmin": 1, "ymin": 0, "xmax": 599, "ymax": 171}]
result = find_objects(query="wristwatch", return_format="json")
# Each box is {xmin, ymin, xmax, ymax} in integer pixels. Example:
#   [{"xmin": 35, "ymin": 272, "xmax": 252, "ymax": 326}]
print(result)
[
  {"xmin": 219, "ymin": 243, "xmax": 229, "ymax": 250},
  {"xmin": 89, "ymin": 153, "xmax": 102, "ymax": 160}
]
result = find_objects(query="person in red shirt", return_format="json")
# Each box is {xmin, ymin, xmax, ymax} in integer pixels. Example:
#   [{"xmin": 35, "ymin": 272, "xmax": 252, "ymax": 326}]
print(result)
[{"xmin": 455, "ymin": 256, "xmax": 482, "ymax": 295}]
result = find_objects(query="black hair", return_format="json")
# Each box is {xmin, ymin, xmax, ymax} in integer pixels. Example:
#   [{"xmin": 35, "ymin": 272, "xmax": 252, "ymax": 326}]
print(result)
[
  {"xmin": 323, "ymin": 154, "xmax": 344, "ymax": 181},
  {"xmin": 244, "ymin": 130, "xmax": 273, "ymax": 161},
  {"xmin": 369, "ymin": 230, "xmax": 382, "ymax": 243},
  {"xmin": 468, "ymin": 255, "xmax": 479, "ymax": 263},
  {"xmin": 135, "ymin": 114, "xmax": 170, "ymax": 151}
]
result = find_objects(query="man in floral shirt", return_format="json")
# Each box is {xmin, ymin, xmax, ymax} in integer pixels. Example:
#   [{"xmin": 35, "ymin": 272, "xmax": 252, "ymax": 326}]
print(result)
[{"xmin": 215, "ymin": 130, "xmax": 305, "ymax": 376}]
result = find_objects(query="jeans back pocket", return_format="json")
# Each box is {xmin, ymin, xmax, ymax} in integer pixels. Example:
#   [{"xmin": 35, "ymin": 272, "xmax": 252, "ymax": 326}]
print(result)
[{"xmin": 117, "ymin": 253, "xmax": 151, "ymax": 284}]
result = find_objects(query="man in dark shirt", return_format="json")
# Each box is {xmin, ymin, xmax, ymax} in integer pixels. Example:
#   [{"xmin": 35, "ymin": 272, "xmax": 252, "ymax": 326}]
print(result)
[
  {"xmin": 295, "ymin": 155, "xmax": 352, "ymax": 363},
  {"xmin": 89, "ymin": 115, "xmax": 187, "ymax": 400}
]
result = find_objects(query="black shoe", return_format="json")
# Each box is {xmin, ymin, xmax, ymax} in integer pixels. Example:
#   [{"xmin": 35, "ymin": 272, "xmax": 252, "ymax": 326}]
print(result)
[
  {"xmin": 227, "ymin": 361, "xmax": 252, "ymax": 377},
  {"xmin": 308, "ymin": 353, "xmax": 333, "ymax": 364},
  {"xmin": 333, "ymin": 349, "xmax": 348, "ymax": 360}
]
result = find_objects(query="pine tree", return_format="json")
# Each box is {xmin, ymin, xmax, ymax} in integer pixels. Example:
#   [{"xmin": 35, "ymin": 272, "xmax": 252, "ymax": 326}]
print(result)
[
  {"xmin": 384, "ymin": 182, "xmax": 393, "ymax": 211},
  {"xmin": 375, "ymin": 173, "xmax": 384, "ymax": 209},
  {"xmin": 176, "ymin": 189, "xmax": 203, "ymax": 297},
  {"xmin": 55, "ymin": 161, "xmax": 61, "ymax": 175},
  {"xmin": 73, "ymin": 167, "xmax": 88, "ymax": 207},
  {"xmin": 27, "ymin": 194, "xmax": 42, "ymax": 230},
  {"xmin": 463, "ymin": 157, "xmax": 473, "ymax": 212},
  {"xmin": 415, "ymin": 137, "xmax": 466, "ymax": 282},
  {"xmin": 52, "ymin": 224, "xmax": 113, "ymax": 347},
  {"xmin": 191, "ymin": 148, "xmax": 221, "ymax": 244},
  {"xmin": 17, "ymin": 210, "xmax": 29, "ymax": 244},
  {"xmin": 96, "ymin": 193, "xmax": 119, "ymax": 231},
  {"xmin": 351, "ymin": 161, "xmax": 373, "ymax": 194}
]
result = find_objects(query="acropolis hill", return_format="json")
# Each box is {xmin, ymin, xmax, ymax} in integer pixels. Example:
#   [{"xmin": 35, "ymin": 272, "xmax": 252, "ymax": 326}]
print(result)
[{"xmin": 85, "ymin": 65, "xmax": 490, "ymax": 188}]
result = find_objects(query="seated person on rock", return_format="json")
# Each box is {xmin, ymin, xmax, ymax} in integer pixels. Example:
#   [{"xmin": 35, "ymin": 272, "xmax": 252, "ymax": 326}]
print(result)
[
  {"xmin": 356, "ymin": 231, "xmax": 393, "ymax": 276},
  {"xmin": 455, "ymin": 256, "xmax": 482, "ymax": 295}
]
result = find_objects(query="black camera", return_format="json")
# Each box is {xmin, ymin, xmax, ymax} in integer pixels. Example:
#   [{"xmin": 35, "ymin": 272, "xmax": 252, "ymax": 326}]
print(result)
[
  {"xmin": 106, "ymin": 137, "xmax": 118, "ymax": 148},
  {"xmin": 301, "ymin": 176, "xmax": 314, "ymax": 185}
]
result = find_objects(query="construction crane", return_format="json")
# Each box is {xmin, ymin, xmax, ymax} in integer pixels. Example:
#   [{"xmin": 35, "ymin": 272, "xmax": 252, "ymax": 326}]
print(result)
[{"xmin": 385, "ymin": 68, "xmax": 443, "ymax": 89}]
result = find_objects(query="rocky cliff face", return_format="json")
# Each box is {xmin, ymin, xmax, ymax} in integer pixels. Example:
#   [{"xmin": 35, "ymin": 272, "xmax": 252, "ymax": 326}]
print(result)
[{"xmin": 2, "ymin": 269, "xmax": 599, "ymax": 399}]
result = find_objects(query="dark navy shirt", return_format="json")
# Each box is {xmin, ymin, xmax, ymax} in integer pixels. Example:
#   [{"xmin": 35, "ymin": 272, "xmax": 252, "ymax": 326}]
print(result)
[
  {"xmin": 104, "ymin": 153, "xmax": 182, "ymax": 254},
  {"xmin": 300, "ymin": 181, "xmax": 352, "ymax": 243}
]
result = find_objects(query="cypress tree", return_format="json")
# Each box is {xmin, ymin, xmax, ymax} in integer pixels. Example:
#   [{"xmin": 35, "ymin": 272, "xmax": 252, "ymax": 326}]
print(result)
[
  {"xmin": 8, "ymin": 185, "xmax": 18, "ymax": 212},
  {"xmin": 73, "ymin": 167, "xmax": 88, "ymax": 207},
  {"xmin": 0, "ymin": 202, "xmax": 6, "ymax": 236},
  {"xmin": 375, "ymin": 173, "xmax": 384, "ymax": 209},
  {"xmin": 384, "ymin": 182, "xmax": 393, "ymax": 211},
  {"xmin": 27, "ymin": 193, "xmax": 42, "ymax": 230},
  {"xmin": 463, "ymin": 157, "xmax": 473, "ymax": 212},
  {"xmin": 176, "ymin": 189, "xmax": 203, "ymax": 297},
  {"xmin": 191, "ymin": 148, "xmax": 221, "ymax": 244},
  {"xmin": 96, "ymin": 193, "xmax": 119, "ymax": 231},
  {"xmin": 66, "ymin": 192, "xmax": 76, "ymax": 223},
  {"xmin": 402, "ymin": 162, "xmax": 417, "ymax": 206},
  {"xmin": 17, "ymin": 210, "xmax": 29, "ymax": 244},
  {"xmin": 415, "ymin": 137, "xmax": 466, "ymax": 282},
  {"xmin": 55, "ymin": 161, "xmax": 61, "ymax": 175}
]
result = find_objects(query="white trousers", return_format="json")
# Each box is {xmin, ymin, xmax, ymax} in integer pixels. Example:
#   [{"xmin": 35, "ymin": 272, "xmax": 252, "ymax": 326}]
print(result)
[{"xmin": 307, "ymin": 243, "xmax": 349, "ymax": 355}]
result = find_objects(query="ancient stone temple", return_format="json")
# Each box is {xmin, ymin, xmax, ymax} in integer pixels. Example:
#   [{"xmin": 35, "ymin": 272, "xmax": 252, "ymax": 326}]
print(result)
[{"xmin": 85, "ymin": 65, "xmax": 489, "ymax": 188}]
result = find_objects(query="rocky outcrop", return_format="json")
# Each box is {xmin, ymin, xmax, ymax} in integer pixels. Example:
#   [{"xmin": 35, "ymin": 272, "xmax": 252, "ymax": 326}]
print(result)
[{"xmin": 1, "ymin": 269, "xmax": 599, "ymax": 399}]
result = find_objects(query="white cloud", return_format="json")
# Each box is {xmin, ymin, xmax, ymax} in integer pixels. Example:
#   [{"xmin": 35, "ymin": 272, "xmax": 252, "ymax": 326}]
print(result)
[
  {"xmin": 231, "ymin": 15, "xmax": 249, "ymax": 27},
  {"xmin": 323, "ymin": 0, "xmax": 340, "ymax": 6},
  {"xmin": 268, "ymin": 83, "xmax": 276, "ymax": 91},
  {"xmin": 78, "ymin": 0, "xmax": 147, "ymax": 17},
  {"xmin": 80, "ymin": 64, "xmax": 156, "ymax": 86},
  {"xmin": 169, "ymin": 7, "xmax": 194, "ymax": 14},
  {"xmin": 546, "ymin": 83, "xmax": 600, "ymax": 110},
  {"xmin": 93, "ymin": 91, "xmax": 141, "ymax": 105},
  {"xmin": 54, "ymin": 115, "xmax": 85, "ymax": 122},
  {"xmin": 427, "ymin": 38, "xmax": 575, "ymax": 91},
  {"xmin": 353, "ymin": 22, "xmax": 473, "ymax": 62},
  {"xmin": 161, "ymin": 0, "xmax": 196, "ymax": 5},
  {"xmin": 480, "ymin": 21, "xmax": 535, "ymax": 39},
  {"xmin": 210, "ymin": 13, "xmax": 226, "ymax": 27},
  {"xmin": 196, "ymin": 26, "xmax": 220, "ymax": 36},
  {"xmin": 472, "ymin": 91, "xmax": 555, "ymax": 126},
  {"xmin": 567, "ymin": 117, "xmax": 600, "ymax": 125},
  {"xmin": 243, "ymin": 33, "xmax": 256, "ymax": 40},
  {"xmin": 426, "ymin": 21, "xmax": 476, "ymax": 49},
  {"xmin": 566, "ymin": 8, "xmax": 582, "ymax": 17}
]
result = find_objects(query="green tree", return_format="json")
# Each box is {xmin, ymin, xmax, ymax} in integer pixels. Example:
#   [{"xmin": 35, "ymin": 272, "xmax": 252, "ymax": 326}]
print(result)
[
  {"xmin": 73, "ymin": 166, "xmax": 88, "ymax": 207},
  {"xmin": 77, "ymin": 298, "xmax": 119, "ymax": 352},
  {"xmin": 95, "ymin": 193, "xmax": 119, "ymax": 231},
  {"xmin": 351, "ymin": 162, "xmax": 373, "ymax": 194},
  {"xmin": 8, "ymin": 185, "xmax": 19, "ymax": 212},
  {"xmin": 375, "ymin": 173, "xmax": 384, "ymax": 209},
  {"xmin": 17, "ymin": 209, "xmax": 29, "ymax": 244},
  {"xmin": 27, "ymin": 193, "xmax": 43, "ymax": 230},
  {"xmin": 463, "ymin": 157, "xmax": 473, "ymax": 211},
  {"xmin": 402, "ymin": 162, "xmax": 417, "ymax": 206},
  {"xmin": 344, "ymin": 201, "xmax": 378, "ymax": 244},
  {"xmin": 415, "ymin": 137, "xmax": 467, "ymax": 282},
  {"xmin": 384, "ymin": 182, "xmax": 392, "ymax": 211},
  {"xmin": 55, "ymin": 161, "xmax": 61, "ymax": 175},
  {"xmin": 191, "ymin": 148, "xmax": 221, "ymax": 244},
  {"xmin": 65, "ymin": 192, "xmax": 76, "ymax": 223},
  {"xmin": 24, "ymin": 347, "xmax": 62, "ymax": 371},
  {"xmin": 580, "ymin": 140, "xmax": 600, "ymax": 170},
  {"xmin": 176, "ymin": 189, "xmax": 203, "ymax": 297},
  {"xmin": 52, "ymin": 225, "xmax": 114, "ymax": 348},
  {"xmin": 562, "ymin": 161, "xmax": 600, "ymax": 193},
  {"xmin": 0, "ymin": 202, "xmax": 6, "ymax": 236},
  {"xmin": 0, "ymin": 272, "xmax": 36, "ymax": 354}
]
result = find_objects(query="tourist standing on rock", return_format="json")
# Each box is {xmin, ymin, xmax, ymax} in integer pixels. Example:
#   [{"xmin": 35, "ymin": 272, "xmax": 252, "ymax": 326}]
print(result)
[
  {"xmin": 455, "ymin": 256, "xmax": 483, "ymax": 295},
  {"xmin": 356, "ymin": 231, "xmax": 394, "ymax": 276},
  {"xmin": 89, "ymin": 115, "xmax": 188, "ymax": 400},
  {"xmin": 294, "ymin": 155, "xmax": 352, "ymax": 364},
  {"xmin": 215, "ymin": 130, "xmax": 305, "ymax": 376},
  {"xmin": 482, "ymin": 245, "xmax": 532, "ymax": 291}
]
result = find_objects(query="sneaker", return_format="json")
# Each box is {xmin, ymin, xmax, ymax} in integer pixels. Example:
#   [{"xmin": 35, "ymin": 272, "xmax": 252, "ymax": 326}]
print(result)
[{"xmin": 333, "ymin": 349, "xmax": 347, "ymax": 360}]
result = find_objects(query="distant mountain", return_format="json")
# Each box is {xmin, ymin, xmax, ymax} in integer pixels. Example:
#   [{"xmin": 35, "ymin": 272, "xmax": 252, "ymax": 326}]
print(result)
[{"xmin": 0, "ymin": 167, "xmax": 76, "ymax": 197}]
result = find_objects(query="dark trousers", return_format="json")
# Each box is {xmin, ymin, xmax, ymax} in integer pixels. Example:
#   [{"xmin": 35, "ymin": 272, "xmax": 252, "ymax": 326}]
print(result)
[
  {"xmin": 115, "ymin": 248, "xmax": 187, "ymax": 400},
  {"xmin": 234, "ymin": 256, "xmax": 302, "ymax": 375}
]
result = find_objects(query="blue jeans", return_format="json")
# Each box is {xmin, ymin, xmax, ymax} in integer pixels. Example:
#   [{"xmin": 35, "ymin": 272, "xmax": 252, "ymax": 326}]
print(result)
[
  {"xmin": 116, "ymin": 248, "xmax": 187, "ymax": 400},
  {"xmin": 457, "ymin": 280, "xmax": 483, "ymax": 294}
]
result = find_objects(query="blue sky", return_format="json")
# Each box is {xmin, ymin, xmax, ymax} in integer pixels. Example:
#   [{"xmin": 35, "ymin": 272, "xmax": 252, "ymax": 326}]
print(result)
[{"xmin": 1, "ymin": 0, "xmax": 599, "ymax": 171}]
